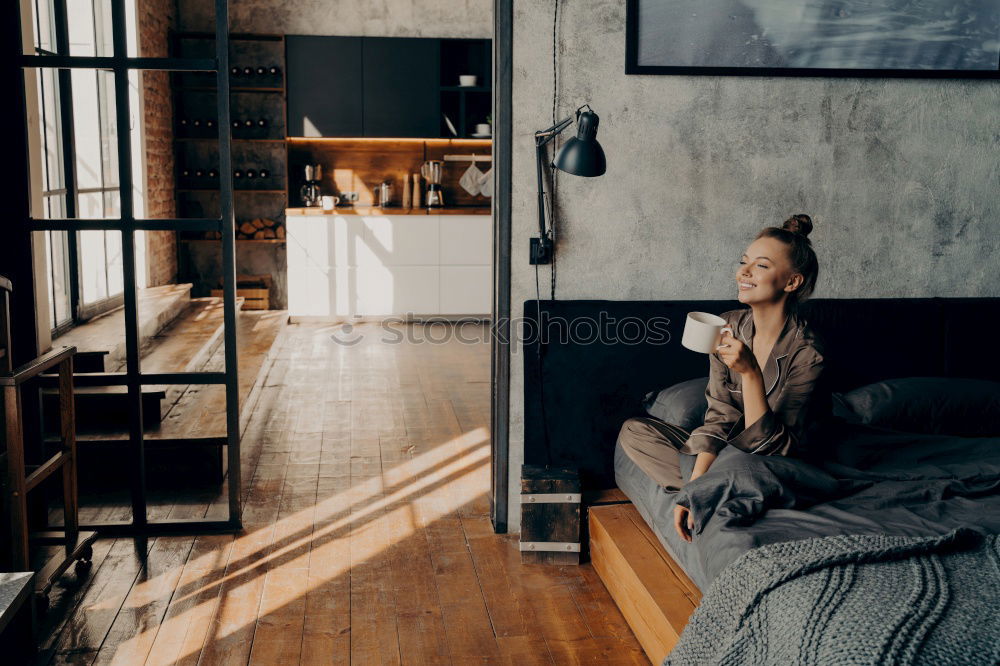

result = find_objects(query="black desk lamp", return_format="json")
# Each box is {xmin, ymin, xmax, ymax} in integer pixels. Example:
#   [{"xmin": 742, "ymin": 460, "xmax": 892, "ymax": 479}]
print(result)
[{"xmin": 531, "ymin": 104, "xmax": 606, "ymax": 264}]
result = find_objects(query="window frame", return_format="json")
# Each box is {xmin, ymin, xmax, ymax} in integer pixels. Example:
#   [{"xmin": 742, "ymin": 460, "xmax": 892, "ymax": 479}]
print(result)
[{"xmin": 34, "ymin": 0, "xmax": 130, "ymax": 333}]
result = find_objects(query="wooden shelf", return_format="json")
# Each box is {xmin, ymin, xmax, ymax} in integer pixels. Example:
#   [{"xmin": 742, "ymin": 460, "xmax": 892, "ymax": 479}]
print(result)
[
  {"xmin": 286, "ymin": 206, "xmax": 490, "ymax": 216},
  {"xmin": 176, "ymin": 85, "xmax": 284, "ymax": 93},
  {"xmin": 174, "ymin": 137, "xmax": 286, "ymax": 143},
  {"xmin": 179, "ymin": 238, "xmax": 286, "ymax": 244},
  {"xmin": 177, "ymin": 188, "xmax": 286, "ymax": 194}
]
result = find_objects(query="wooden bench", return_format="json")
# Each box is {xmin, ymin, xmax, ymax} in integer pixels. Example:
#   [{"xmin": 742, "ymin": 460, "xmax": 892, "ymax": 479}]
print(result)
[{"xmin": 589, "ymin": 502, "xmax": 701, "ymax": 665}]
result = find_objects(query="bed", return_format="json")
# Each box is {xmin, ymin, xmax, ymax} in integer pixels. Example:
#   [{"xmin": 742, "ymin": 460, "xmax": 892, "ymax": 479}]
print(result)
[
  {"xmin": 523, "ymin": 297, "xmax": 1000, "ymax": 663},
  {"xmin": 615, "ymin": 420, "xmax": 1000, "ymax": 592}
]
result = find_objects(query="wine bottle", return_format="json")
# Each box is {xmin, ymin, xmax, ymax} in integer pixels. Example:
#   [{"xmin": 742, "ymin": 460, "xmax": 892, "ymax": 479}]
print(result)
[
  {"xmin": 244, "ymin": 119, "xmax": 253, "ymax": 128},
  {"xmin": 230, "ymin": 66, "xmax": 240, "ymax": 76},
  {"xmin": 243, "ymin": 66, "xmax": 253, "ymax": 76},
  {"xmin": 208, "ymin": 169, "xmax": 217, "ymax": 178},
  {"xmin": 257, "ymin": 119, "xmax": 267, "ymax": 128},
  {"xmin": 179, "ymin": 118, "xmax": 188, "ymax": 127},
  {"xmin": 269, "ymin": 66, "xmax": 280, "ymax": 76},
  {"xmin": 195, "ymin": 169, "xmax": 204, "ymax": 178},
  {"xmin": 232, "ymin": 120, "xmax": 241, "ymax": 129},
  {"xmin": 181, "ymin": 168, "xmax": 191, "ymax": 178},
  {"xmin": 206, "ymin": 119, "xmax": 214, "ymax": 128},
  {"xmin": 256, "ymin": 66, "xmax": 266, "ymax": 76},
  {"xmin": 245, "ymin": 169, "xmax": 256, "ymax": 179},
  {"xmin": 234, "ymin": 170, "xmax": 243, "ymax": 179},
  {"xmin": 258, "ymin": 168, "xmax": 269, "ymax": 179},
  {"xmin": 193, "ymin": 119, "xmax": 201, "ymax": 128}
]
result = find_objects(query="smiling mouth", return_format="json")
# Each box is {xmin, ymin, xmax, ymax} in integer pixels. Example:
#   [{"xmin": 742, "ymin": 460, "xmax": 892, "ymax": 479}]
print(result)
[{"xmin": 738, "ymin": 281, "xmax": 756, "ymax": 290}]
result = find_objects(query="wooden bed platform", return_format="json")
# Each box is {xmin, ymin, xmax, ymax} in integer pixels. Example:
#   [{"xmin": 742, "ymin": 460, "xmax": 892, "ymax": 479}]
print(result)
[{"xmin": 589, "ymin": 502, "xmax": 702, "ymax": 665}]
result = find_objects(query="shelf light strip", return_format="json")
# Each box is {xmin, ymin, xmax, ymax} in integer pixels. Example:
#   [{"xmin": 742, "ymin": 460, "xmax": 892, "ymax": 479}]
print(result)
[{"xmin": 443, "ymin": 154, "xmax": 492, "ymax": 162}]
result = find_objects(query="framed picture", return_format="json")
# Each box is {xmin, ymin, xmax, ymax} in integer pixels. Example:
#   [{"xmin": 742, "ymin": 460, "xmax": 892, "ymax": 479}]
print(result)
[{"xmin": 625, "ymin": 0, "xmax": 1000, "ymax": 78}]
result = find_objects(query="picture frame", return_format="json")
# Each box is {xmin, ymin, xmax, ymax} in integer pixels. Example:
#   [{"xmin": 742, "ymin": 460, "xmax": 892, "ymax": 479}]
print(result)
[{"xmin": 625, "ymin": 0, "xmax": 1000, "ymax": 79}]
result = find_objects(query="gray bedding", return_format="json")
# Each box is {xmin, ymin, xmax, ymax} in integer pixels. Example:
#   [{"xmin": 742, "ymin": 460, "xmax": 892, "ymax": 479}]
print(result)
[{"xmin": 614, "ymin": 419, "xmax": 1000, "ymax": 592}]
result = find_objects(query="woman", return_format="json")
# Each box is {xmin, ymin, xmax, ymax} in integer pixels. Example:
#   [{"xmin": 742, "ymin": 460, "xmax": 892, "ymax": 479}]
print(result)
[{"xmin": 617, "ymin": 214, "xmax": 825, "ymax": 542}]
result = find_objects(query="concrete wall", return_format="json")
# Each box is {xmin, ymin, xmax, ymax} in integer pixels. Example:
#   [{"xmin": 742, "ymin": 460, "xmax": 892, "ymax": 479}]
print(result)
[
  {"xmin": 506, "ymin": 0, "xmax": 1000, "ymax": 525},
  {"xmin": 178, "ymin": 0, "xmax": 491, "ymax": 37}
]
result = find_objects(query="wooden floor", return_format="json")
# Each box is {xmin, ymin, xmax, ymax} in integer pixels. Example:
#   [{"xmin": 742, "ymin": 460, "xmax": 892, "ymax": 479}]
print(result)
[{"xmin": 38, "ymin": 321, "xmax": 646, "ymax": 665}]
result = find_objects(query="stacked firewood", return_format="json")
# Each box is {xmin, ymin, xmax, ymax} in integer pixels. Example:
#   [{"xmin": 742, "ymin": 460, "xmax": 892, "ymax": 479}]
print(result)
[{"xmin": 202, "ymin": 218, "xmax": 285, "ymax": 240}]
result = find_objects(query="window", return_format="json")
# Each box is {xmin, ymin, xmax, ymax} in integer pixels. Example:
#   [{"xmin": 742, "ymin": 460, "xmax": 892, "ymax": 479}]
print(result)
[{"xmin": 31, "ymin": 0, "xmax": 143, "ymax": 331}]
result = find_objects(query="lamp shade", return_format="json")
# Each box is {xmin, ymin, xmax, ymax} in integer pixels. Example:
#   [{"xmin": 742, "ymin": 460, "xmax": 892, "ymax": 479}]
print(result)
[{"xmin": 553, "ymin": 109, "xmax": 606, "ymax": 177}]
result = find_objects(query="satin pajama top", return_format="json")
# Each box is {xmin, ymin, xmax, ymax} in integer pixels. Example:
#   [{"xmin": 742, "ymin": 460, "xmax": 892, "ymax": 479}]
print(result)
[{"xmin": 684, "ymin": 307, "xmax": 827, "ymax": 457}]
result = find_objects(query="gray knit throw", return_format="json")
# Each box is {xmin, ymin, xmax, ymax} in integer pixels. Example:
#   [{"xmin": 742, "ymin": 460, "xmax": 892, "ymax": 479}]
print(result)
[{"xmin": 665, "ymin": 529, "xmax": 1000, "ymax": 666}]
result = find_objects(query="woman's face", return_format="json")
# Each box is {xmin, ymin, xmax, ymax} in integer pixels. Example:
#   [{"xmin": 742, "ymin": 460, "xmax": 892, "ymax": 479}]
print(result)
[{"xmin": 735, "ymin": 236, "xmax": 802, "ymax": 306}]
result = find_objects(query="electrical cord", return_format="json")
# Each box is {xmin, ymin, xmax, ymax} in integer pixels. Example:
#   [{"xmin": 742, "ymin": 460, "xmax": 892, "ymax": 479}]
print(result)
[
  {"xmin": 550, "ymin": 0, "xmax": 560, "ymax": 301},
  {"xmin": 533, "ymin": 0, "xmax": 560, "ymax": 470}
]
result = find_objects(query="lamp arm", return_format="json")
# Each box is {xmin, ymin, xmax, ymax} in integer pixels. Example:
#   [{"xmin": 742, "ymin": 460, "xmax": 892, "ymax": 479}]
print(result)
[
  {"xmin": 534, "ymin": 115, "xmax": 573, "ymax": 143},
  {"xmin": 536, "ymin": 140, "xmax": 549, "ymax": 239},
  {"xmin": 533, "ymin": 114, "xmax": 574, "ymax": 239}
]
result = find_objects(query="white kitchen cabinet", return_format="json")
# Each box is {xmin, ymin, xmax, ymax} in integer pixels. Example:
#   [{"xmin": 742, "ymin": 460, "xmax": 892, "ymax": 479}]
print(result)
[
  {"xmin": 287, "ymin": 214, "xmax": 364, "ymax": 269},
  {"xmin": 440, "ymin": 265, "xmax": 491, "ymax": 314},
  {"xmin": 357, "ymin": 265, "xmax": 439, "ymax": 315},
  {"xmin": 440, "ymin": 215, "xmax": 491, "ymax": 265},
  {"xmin": 360, "ymin": 215, "xmax": 439, "ymax": 266},
  {"xmin": 287, "ymin": 212, "xmax": 490, "ymax": 320}
]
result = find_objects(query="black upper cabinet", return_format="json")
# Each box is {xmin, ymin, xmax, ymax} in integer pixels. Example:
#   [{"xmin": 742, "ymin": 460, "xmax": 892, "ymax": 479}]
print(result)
[
  {"xmin": 287, "ymin": 36, "xmax": 487, "ymax": 138},
  {"xmin": 362, "ymin": 38, "xmax": 440, "ymax": 138},
  {"xmin": 286, "ymin": 36, "xmax": 363, "ymax": 137}
]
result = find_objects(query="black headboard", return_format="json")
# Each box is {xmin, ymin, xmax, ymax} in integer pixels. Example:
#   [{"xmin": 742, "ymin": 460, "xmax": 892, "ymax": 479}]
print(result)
[{"xmin": 523, "ymin": 298, "xmax": 1000, "ymax": 488}]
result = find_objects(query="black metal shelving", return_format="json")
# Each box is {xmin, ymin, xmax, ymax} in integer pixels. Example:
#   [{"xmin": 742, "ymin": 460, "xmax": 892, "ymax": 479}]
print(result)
[{"xmin": 171, "ymin": 32, "xmax": 287, "ymax": 244}]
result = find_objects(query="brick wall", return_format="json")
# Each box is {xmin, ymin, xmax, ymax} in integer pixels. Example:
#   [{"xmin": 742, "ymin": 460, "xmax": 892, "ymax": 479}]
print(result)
[{"xmin": 139, "ymin": 0, "xmax": 178, "ymax": 287}]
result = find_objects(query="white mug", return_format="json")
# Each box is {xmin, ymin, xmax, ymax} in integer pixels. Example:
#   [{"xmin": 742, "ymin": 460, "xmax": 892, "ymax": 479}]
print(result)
[
  {"xmin": 474, "ymin": 123, "xmax": 491, "ymax": 135},
  {"xmin": 681, "ymin": 312, "xmax": 733, "ymax": 354},
  {"xmin": 459, "ymin": 74, "xmax": 477, "ymax": 86},
  {"xmin": 321, "ymin": 195, "xmax": 340, "ymax": 211}
]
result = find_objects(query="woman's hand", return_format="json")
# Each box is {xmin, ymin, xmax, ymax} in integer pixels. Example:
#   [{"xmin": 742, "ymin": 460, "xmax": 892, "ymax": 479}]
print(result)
[
  {"xmin": 716, "ymin": 328, "xmax": 759, "ymax": 377},
  {"xmin": 674, "ymin": 504, "xmax": 694, "ymax": 542}
]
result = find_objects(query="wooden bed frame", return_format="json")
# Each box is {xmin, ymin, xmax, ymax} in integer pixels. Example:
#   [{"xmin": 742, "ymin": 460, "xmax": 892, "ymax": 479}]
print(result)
[{"xmin": 589, "ymin": 502, "xmax": 701, "ymax": 664}]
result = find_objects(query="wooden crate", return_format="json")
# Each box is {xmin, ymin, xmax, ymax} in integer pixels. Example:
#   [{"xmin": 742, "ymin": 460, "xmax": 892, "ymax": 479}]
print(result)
[
  {"xmin": 589, "ymin": 503, "xmax": 701, "ymax": 664},
  {"xmin": 212, "ymin": 287, "xmax": 269, "ymax": 310},
  {"xmin": 519, "ymin": 465, "xmax": 581, "ymax": 564}
]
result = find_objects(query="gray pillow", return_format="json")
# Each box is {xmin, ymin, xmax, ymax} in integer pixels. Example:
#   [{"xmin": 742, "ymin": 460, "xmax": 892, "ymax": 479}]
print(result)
[
  {"xmin": 834, "ymin": 377, "xmax": 1000, "ymax": 437},
  {"xmin": 643, "ymin": 377, "xmax": 709, "ymax": 431}
]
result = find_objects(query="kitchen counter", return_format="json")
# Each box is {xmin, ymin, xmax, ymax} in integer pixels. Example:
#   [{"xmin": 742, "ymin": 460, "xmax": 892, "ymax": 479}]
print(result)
[
  {"xmin": 286, "ymin": 212, "xmax": 491, "ymax": 320},
  {"xmin": 286, "ymin": 206, "xmax": 490, "ymax": 216}
]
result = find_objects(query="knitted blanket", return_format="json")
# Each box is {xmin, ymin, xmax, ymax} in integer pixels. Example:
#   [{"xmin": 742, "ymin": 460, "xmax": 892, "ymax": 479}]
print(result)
[{"xmin": 665, "ymin": 528, "xmax": 1000, "ymax": 666}]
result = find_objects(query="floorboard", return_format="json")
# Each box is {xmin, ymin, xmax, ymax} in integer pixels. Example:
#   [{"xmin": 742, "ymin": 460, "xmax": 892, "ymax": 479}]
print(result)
[{"xmin": 40, "ymin": 322, "xmax": 644, "ymax": 665}]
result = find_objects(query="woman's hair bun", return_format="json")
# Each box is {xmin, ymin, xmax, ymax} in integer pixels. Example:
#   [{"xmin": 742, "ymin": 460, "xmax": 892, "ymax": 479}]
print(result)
[{"xmin": 782, "ymin": 214, "xmax": 813, "ymax": 238}]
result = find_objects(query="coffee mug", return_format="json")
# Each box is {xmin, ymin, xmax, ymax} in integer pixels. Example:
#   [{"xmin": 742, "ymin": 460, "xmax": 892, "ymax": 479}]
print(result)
[
  {"xmin": 474, "ymin": 123, "xmax": 491, "ymax": 135},
  {"xmin": 681, "ymin": 312, "xmax": 733, "ymax": 354},
  {"xmin": 321, "ymin": 195, "xmax": 340, "ymax": 211}
]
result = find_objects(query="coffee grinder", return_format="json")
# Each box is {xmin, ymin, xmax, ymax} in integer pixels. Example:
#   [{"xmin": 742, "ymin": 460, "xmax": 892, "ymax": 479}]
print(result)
[
  {"xmin": 420, "ymin": 160, "xmax": 444, "ymax": 208},
  {"xmin": 300, "ymin": 164, "xmax": 322, "ymax": 207}
]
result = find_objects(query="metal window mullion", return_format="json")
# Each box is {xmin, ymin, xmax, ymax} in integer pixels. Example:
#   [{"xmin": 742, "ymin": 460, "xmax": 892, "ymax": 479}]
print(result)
[
  {"xmin": 52, "ymin": 0, "xmax": 81, "ymax": 325},
  {"xmin": 216, "ymin": 0, "xmax": 240, "ymax": 528},
  {"xmin": 19, "ymin": 55, "xmax": 217, "ymax": 71},
  {"xmin": 47, "ymin": 230, "xmax": 58, "ymax": 324},
  {"xmin": 110, "ymin": 0, "xmax": 146, "ymax": 528},
  {"xmin": 77, "ymin": 186, "xmax": 120, "ymax": 194},
  {"xmin": 94, "ymin": 57, "xmax": 111, "ymax": 299},
  {"xmin": 29, "ymin": 217, "xmax": 222, "ymax": 232}
]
